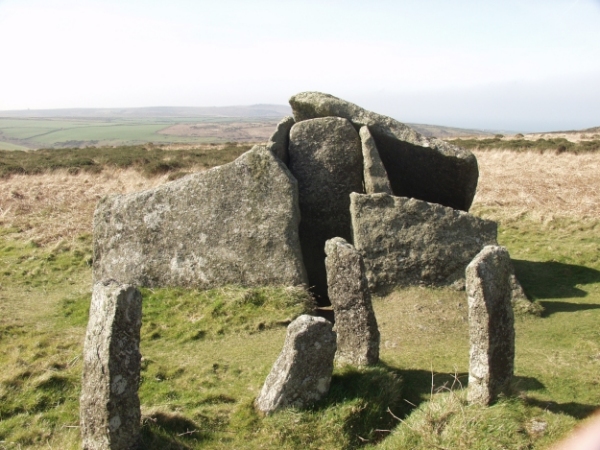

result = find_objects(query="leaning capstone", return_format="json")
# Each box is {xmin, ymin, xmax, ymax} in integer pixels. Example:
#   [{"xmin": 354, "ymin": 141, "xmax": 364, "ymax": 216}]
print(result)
[
  {"xmin": 288, "ymin": 117, "xmax": 364, "ymax": 301},
  {"xmin": 325, "ymin": 237, "xmax": 379, "ymax": 366},
  {"xmin": 255, "ymin": 315, "xmax": 336, "ymax": 414},
  {"xmin": 360, "ymin": 126, "xmax": 392, "ymax": 195},
  {"xmin": 350, "ymin": 193, "xmax": 498, "ymax": 291},
  {"xmin": 266, "ymin": 115, "xmax": 295, "ymax": 165},
  {"xmin": 94, "ymin": 145, "xmax": 307, "ymax": 289},
  {"xmin": 289, "ymin": 91, "xmax": 478, "ymax": 211},
  {"xmin": 466, "ymin": 245, "xmax": 515, "ymax": 406},
  {"xmin": 80, "ymin": 281, "xmax": 142, "ymax": 450}
]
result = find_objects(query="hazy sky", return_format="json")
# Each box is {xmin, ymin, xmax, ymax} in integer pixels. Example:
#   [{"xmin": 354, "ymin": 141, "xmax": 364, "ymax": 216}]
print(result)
[{"xmin": 1, "ymin": 0, "xmax": 599, "ymax": 131}]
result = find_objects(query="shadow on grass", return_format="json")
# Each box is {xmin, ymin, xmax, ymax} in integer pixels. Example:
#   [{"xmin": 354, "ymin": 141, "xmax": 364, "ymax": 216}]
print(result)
[
  {"xmin": 513, "ymin": 259, "xmax": 600, "ymax": 300},
  {"xmin": 523, "ymin": 397, "xmax": 599, "ymax": 420},
  {"xmin": 538, "ymin": 301, "xmax": 600, "ymax": 317}
]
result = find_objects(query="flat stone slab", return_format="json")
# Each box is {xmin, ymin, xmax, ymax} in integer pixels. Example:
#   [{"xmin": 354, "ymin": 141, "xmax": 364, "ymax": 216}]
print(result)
[
  {"xmin": 288, "ymin": 117, "xmax": 364, "ymax": 301},
  {"xmin": 325, "ymin": 237, "xmax": 379, "ymax": 366},
  {"xmin": 93, "ymin": 145, "xmax": 307, "ymax": 288},
  {"xmin": 290, "ymin": 91, "xmax": 478, "ymax": 211},
  {"xmin": 80, "ymin": 281, "xmax": 142, "ymax": 450},
  {"xmin": 350, "ymin": 193, "xmax": 497, "ymax": 291},
  {"xmin": 255, "ymin": 314, "xmax": 336, "ymax": 414},
  {"xmin": 467, "ymin": 245, "xmax": 515, "ymax": 405}
]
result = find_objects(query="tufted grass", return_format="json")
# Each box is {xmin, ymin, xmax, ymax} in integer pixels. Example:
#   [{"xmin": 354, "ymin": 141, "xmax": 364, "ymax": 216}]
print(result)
[{"xmin": 0, "ymin": 148, "xmax": 599, "ymax": 448}]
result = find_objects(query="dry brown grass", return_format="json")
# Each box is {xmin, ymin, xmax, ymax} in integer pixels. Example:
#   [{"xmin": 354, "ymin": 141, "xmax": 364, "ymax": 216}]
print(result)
[
  {"xmin": 471, "ymin": 149, "xmax": 600, "ymax": 221},
  {"xmin": 0, "ymin": 169, "xmax": 170, "ymax": 244},
  {"xmin": 1, "ymin": 149, "xmax": 598, "ymax": 245}
]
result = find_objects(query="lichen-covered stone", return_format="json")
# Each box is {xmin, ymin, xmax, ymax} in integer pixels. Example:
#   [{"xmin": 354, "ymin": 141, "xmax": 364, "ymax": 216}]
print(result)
[
  {"xmin": 266, "ymin": 116, "xmax": 295, "ymax": 165},
  {"xmin": 80, "ymin": 281, "xmax": 142, "ymax": 450},
  {"xmin": 325, "ymin": 237, "xmax": 379, "ymax": 366},
  {"xmin": 466, "ymin": 245, "xmax": 515, "ymax": 405},
  {"xmin": 288, "ymin": 117, "xmax": 364, "ymax": 301},
  {"xmin": 350, "ymin": 193, "xmax": 497, "ymax": 291},
  {"xmin": 93, "ymin": 145, "xmax": 307, "ymax": 288},
  {"xmin": 290, "ymin": 92, "xmax": 478, "ymax": 211},
  {"xmin": 255, "ymin": 315, "xmax": 336, "ymax": 414},
  {"xmin": 360, "ymin": 126, "xmax": 392, "ymax": 195}
]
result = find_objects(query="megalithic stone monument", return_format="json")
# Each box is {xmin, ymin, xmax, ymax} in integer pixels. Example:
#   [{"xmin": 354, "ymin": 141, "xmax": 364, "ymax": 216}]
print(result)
[
  {"xmin": 466, "ymin": 245, "xmax": 515, "ymax": 406},
  {"xmin": 80, "ymin": 281, "xmax": 143, "ymax": 450}
]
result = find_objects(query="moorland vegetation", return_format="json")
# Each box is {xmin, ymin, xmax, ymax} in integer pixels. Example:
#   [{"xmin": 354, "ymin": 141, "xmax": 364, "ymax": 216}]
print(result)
[{"xmin": 0, "ymin": 143, "xmax": 599, "ymax": 449}]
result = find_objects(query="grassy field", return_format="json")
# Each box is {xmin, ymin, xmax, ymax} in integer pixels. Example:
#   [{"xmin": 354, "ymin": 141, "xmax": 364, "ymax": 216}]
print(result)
[
  {"xmin": 0, "ymin": 148, "xmax": 599, "ymax": 449},
  {"xmin": 0, "ymin": 117, "xmax": 280, "ymax": 150}
]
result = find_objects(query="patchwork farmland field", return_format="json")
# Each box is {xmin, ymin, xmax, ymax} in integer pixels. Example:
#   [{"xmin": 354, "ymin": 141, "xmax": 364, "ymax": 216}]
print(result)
[{"xmin": 0, "ymin": 117, "xmax": 282, "ymax": 150}]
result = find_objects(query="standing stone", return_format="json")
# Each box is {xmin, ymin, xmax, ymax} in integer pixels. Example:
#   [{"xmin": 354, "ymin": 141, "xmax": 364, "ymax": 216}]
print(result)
[
  {"xmin": 266, "ymin": 116, "xmax": 295, "ymax": 165},
  {"xmin": 289, "ymin": 91, "xmax": 478, "ymax": 211},
  {"xmin": 93, "ymin": 145, "xmax": 307, "ymax": 289},
  {"xmin": 255, "ymin": 315, "xmax": 336, "ymax": 415},
  {"xmin": 288, "ymin": 117, "xmax": 364, "ymax": 301},
  {"xmin": 350, "ymin": 193, "xmax": 497, "ymax": 291},
  {"xmin": 80, "ymin": 281, "xmax": 142, "ymax": 450},
  {"xmin": 360, "ymin": 126, "xmax": 392, "ymax": 195},
  {"xmin": 325, "ymin": 237, "xmax": 379, "ymax": 366},
  {"xmin": 466, "ymin": 246, "xmax": 515, "ymax": 406}
]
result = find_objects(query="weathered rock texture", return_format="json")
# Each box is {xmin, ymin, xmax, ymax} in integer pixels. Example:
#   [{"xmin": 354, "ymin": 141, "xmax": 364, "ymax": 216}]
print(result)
[
  {"xmin": 93, "ymin": 145, "xmax": 307, "ymax": 288},
  {"xmin": 350, "ymin": 193, "xmax": 497, "ymax": 291},
  {"xmin": 359, "ymin": 126, "xmax": 392, "ymax": 195},
  {"xmin": 290, "ymin": 92, "xmax": 478, "ymax": 211},
  {"xmin": 255, "ymin": 314, "xmax": 336, "ymax": 414},
  {"xmin": 288, "ymin": 117, "xmax": 364, "ymax": 301},
  {"xmin": 80, "ymin": 281, "xmax": 142, "ymax": 450},
  {"xmin": 266, "ymin": 116, "xmax": 295, "ymax": 165},
  {"xmin": 466, "ymin": 245, "xmax": 515, "ymax": 406},
  {"xmin": 325, "ymin": 237, "xmax": 379, "ymax": 366}
]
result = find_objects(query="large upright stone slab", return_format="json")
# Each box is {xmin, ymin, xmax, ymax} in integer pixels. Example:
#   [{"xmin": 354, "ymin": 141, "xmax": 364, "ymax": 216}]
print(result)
[
  {"xmin": 80, "ymin": 281, "xmax": 142, "ymax": 450},
  {"xmin": 255, "ymin": 314, "xmax": 336, "ymax": 415},
  {"xmin": 466, "ymin": 245, "xmax": 515, "ymax": 405},
  {"xmin": 266, "ymin": 115, "xmax": 295, "ymax": 165},
  {"xmin": 350, "ymin": 193, "xmax": 497, "ymax": 291},
  {"xmin": 360, "ymin": 126, "xmax": 392, "ymax": 195},
  {"xmin": 288, "ymin": 117, "xmax": 364, "ymax": 301},
  {"xmin": 325, "ymin": 237, "xmax": 379, "ymax": 366},
  {"xmin": 290, "ymin": 92, "xmax": 478, "ymax": 211},
  {"xmin": 93, "ymin": 145, "xmax": 307, "ymax": 288}
]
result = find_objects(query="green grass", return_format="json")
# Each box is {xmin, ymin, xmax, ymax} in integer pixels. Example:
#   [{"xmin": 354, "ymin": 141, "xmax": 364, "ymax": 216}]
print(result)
[
  {"xmin": 0, "ymin": 144, "xmax": 251, "ymax": 178},
  {"xmin": 0, "ymin": 117, "xmax": 277, "ymax": 149},
  {"xmin": 450, "ymin": 136, "xmax": 600, "ymax": 153},
  {"xmin": 0, "ymin": 209, "xmax": 599, "ymax": 447},
  {"xmin": 0, "ymin": 141, "xmax": 28, "ymax": 151}
]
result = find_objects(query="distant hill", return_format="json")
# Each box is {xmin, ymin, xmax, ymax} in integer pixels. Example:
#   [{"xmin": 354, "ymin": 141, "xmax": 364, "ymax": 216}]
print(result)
[
  {"xmin": 407, "ymin": 123, "xmax": 495, "ymax": 138},
  {"xmin": 0, "ymin": 105, "xmax": 293, "ymax": 119}
]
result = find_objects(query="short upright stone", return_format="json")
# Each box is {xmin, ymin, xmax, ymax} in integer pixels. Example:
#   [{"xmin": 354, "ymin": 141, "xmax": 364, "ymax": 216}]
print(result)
[
  {"xmin": 80, "ymin": 281, "xmax": 142, "ymax": 450},
  {"xmin": 325, "ymin": 237, "xmax": 379, "ymax": 366},
  {"xmin": 466, "ymin": 246, "xmax": 515, "ymax": 406},
  {"xmin": 255, "ymin": 315, "xmax": 336, "ymax": 415}
]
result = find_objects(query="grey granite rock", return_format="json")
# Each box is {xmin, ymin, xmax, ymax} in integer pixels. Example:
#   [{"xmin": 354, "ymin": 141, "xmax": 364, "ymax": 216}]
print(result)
[
  {"xmin": 266, "ymin": 116, "xmax": 295, "ymax": 165},
  {"xmin": 255, "ymin": 314, "xmax": 336, "ymax": 414},
  {"xmin": 360, "ymin": 126, "xmax": 392, "ymax": 195},
  {"xmin": 289, "ymin": 92, "xmax": 478, "ymax": 211},
  {"xmin": 350, "ymin": 193, "xmax": 497, "ymax": 291},
  {"xmin": 466, "ymin": 245, "xmax": 515, "ymax": 405},
  {"xmin": 80, "ymin": 281, "xmax": 142, "ymax": 450},
  {"xmin": 325, "ymin": 237, "xmax": 379, "ymax": 366},
  {"xmin": 93, "ymin": 145, "xmax": 307, "ymax": 289},
  {"xmin": 288, "ymin": 117, "xmax": 364, "ymax": 301}
]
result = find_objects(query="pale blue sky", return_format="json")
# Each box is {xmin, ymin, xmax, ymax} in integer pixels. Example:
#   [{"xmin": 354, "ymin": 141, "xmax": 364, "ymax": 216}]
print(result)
[{"xmin": 1, "ymin": 0, "xmax": 599, "ymax": 130}]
